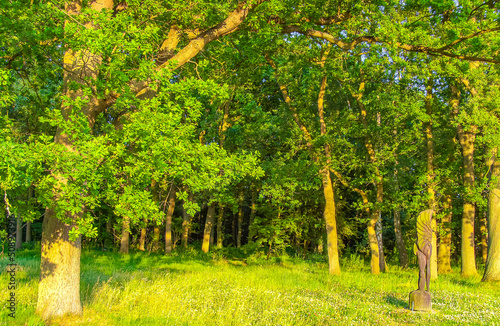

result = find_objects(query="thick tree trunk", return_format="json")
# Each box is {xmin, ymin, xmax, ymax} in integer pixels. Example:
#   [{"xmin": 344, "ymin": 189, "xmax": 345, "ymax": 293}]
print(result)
[
  {"xmin": 322, "ymin": 169, "xmax": 341, "ymax": 275},
  {"xmin": 16, "ymin": 213, "xmax": 23, "ymax": 250},
  {"xmin": 119, "ymin": 216, "xmax": 130, "ymax": 254},
  {"xmin": 393, "ymin": 209, "xmax": 409, "ymax": 268},
  {"xmin": 202, "ymin": 204, "xmax": 216, "ymax": 253},
  {"xmin": 165, "ymin": 189, "xmax": 176, "ymax": 254},
  {"xmin": 483, "ymin": 149, "xmax": 500, "ymax": 281},
  {"xmin": 458, "ymin": 127, "xmax": 478, "ymax": 277},
  {"xmin": 217, "ymin": 203, "xmax": 224, "ymax": 248},
  {"xmin": 438, "ymin": 193, "xmax": 453, "ymax": 274},
  {"xmin": 36, "ymin": 209, "xmax": 82, "ymax": 319},
  {"xmin": 237, "ymin": 190, "xmax": 244, "ymax": 248},
  {"xmin": 367, "ymin": 211, "xmax": 380, "ymax": 275}
]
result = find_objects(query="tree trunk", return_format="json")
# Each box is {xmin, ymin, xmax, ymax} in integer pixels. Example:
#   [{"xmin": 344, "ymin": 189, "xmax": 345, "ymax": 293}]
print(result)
[
  {"xmin": 138, "ymin": 223, "xmax": 147, "ymax": 251},
  {"xmin": 438, "ymin": 193, "xmax": 453, "ymax": 274},
  {"xmin": 26, "ymin": 221, "xmax": 32, "ymax": 243},
  {"xmin": 36, "ymin": 209, "xmax": 82, "ymax": 319},
  {"xmin": 480, "ymin": 204, "xmax": 488, "ymax": 264},
  {"xmin": 16, "ymin": 212, "xmax": 23, "ymax": 250},
  {"xmin": 367, "ymin": 211, "xmax": 380, "ymax": 275},
  {"xmin": 217, "ymin": 203, "xmax": 224, "ymax": 248},
  {"xmin": 322, "ymin": 169, "xmax": 341, "ymax": 275},
  {"xmin": 119, "ymin": 216, "xmax": 130, "ymax": 254},
  {"xmin": 394, "ymin": 209, "xmax": 409, "ymax": 268},
  {"xmin": 458, "ymin": 127, "xmax": 478, "ymax": 277},
  {"xmin": 237, "ymin": 190, "xmax": 244, "ymax": 248},
  {"xmin": 483, "ymin": 149, "xmax": 500, "ymax": 281},
  {"xmin": 424, "ymin": 79, "xmax": 438, "ymax": 280},
  {"xmin": 165, "ymin": 188, "xmax": 176, "ymax": 255},
  {"xmin": 152, "ymin": 226, "xmax": 160, "ymax": 252},
  {"xmin": 181, "ymin": 192, "xmax": 194, "ymax": 249},
  {"xmin": 452, "ymin": 83, "xmax": 477, "ymax": 277},
  {"xmin": 248, "ymin": 189, "xmax": 257, "ymax": 242},
  {"xmin": 202, "ymin": 203, "xmax": 216, "ymax": 253}
]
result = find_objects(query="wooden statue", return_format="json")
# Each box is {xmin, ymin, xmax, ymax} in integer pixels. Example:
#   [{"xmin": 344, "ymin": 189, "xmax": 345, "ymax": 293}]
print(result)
[{"xmin": 409, "ymin": 209, "xmax": 433, "ymax": 311}]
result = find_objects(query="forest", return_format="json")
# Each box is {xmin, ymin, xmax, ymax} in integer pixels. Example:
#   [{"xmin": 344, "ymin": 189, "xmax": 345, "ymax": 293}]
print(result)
[{"xmin": 1, "ymin": 0, "xmax": 500, "ymax": 325}]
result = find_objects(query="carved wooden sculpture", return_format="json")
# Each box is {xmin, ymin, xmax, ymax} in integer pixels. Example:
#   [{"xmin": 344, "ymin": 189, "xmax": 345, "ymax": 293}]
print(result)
[{"xmin": 409, "ymin": 209, "xmax": 433, "ymax": 311}]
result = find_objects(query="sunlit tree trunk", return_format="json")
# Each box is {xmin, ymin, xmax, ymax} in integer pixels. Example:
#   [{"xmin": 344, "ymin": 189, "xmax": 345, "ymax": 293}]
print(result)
[
  {"xmin": 202, "ymin": 203, "xmax": 216, "ymax": 253},
  {"xmin": 217, "ymin": 203, "xmax": 224, "ymax": 248},
  {"xmin": 165, "ymin": 188, "xmax": 176, "ymax": 254},
  {"xmin": 37, "ymin": 0, "xmax": 114, "ymax": 318},
  {"xmin": 438, "ymin": 193, "xmax": 453, "ymax": 274},
  {"xmin": 119, "ymin": 216, "xmax": 130, "ymax": 254},
  {"xmin": 480, "ymin": 208, "xmax": 488, "ymax": 263},
  {"xmin": 424, "ymin": 79, "xmax": 438, "ymax": 279},
  {"xmin": 152, "ymin": 226, "xmax": 160, "ymax": 252},
  {"xmin": 483, "ymin": 148, "xmax": 500, "ymax": 281},
  {"xmin": 322, "ymin": 169, "xmax": 341, "ymax": 275},
  {"xmin": 138, "ymin": 220, "xmax": 147, "ymax": 251}
]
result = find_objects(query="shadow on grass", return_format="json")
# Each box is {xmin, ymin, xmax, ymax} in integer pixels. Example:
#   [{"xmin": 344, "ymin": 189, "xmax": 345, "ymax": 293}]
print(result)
[{"xmin": 384, "ymin": 294, "xmax": 407, "ymax": 309}]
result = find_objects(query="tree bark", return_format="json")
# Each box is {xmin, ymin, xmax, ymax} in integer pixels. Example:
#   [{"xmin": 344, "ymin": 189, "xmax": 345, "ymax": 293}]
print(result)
[
  {"xmin": 424, "ymin": 79, "xmax": 438, "ymax": 280},
  {"xmin": 438, "ymin": 193, "xmax": 453, "ymax": 274},
  {"xmin": 393, "ymin": 209, "xmax": 409, "ymax": 268},
  {"xmin": 138, "ymin": 222, "xmax": 147, "ymax": 251},
  {"xmin": 248, "ymin": 189, "xmax": 257, "ymax": 242},
  {"xmin": 26, "ymin": 221, "xmax": 31, "ymax": 243},
  {"xmin": 165, "ymin": 188, "xmax": 176, "ymax": 254},
  {"xmin": 217, "ymin": 203, "xmax": 224, "ymax": 248},
  {"xmin": 322, "ymin": 169, "xmax": 341, "ymax": 275},
  {"xmin": 16, "ymin": 212, "xmax": 23, "ymax": 250},
  {"xmin": 237, "ymin": 190, "xmax": 244, "ymax": 248},
  {"xmin": 483, "ymin": 149, "xmax": 500, "ymax": 281},
  {"xmin": 181, "ymin": 192, "xmax": 194, "ymax": 249},
  {"xmin": 480, "ymin": 208, "xmax": 488, "ymax": 263},
  {"xmin": 152, "ymin": 226, "xmax": 160, "ymax": 252},
  {"xmin": 202, "ymin": 203, "xmax": 216, "ymax": 253},
  {"xmin": 119, "ymin": 216, "xmax": 130, "ymax": 254},
  {"xmin": 36, "ymin": 209, "xmax": 82, "ymax": 319}
]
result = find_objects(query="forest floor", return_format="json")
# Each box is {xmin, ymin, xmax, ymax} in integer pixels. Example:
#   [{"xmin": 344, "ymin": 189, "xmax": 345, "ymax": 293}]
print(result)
[{"xmin": 1, "ymin": 247, "xmax": 499, "ymax": 325}]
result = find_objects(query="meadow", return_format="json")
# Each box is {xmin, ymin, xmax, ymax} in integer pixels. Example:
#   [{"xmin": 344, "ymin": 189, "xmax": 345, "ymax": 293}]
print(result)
[{"xmin": 1, "ymin": 247, "xmax": 499, "ymax": 326}]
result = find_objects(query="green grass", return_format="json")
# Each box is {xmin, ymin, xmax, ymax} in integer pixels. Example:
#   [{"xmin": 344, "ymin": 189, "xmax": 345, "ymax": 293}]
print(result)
[{"xmin": 1, "ymin": 248, "xmax": 499, "ymax": 325}]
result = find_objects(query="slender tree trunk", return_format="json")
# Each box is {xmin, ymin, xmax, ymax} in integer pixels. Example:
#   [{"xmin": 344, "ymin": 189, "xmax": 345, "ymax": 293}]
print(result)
[
  {"xmin": 322, "ymin": 169, "xmax": 341, "ymax": 275},
  {"xmin": 181, "ymin": 192, "xmax": 194, "ymax": 249},
  {"xmin": 367, "ymin": 211, "xmax": 380, "ymax": 275},
  {"xmin": 480, "ymin": 208, "xmax": 488, "ymax": 263},
  {"xmin": 26, "ymin": 221, "xmax": 32, "ymax": 243},
  {"xmin": 138, "ymin": 222, "xmax": 147, "ymax": 251},
  {"xmin": 26, "ymin": 185, "xmax": 33, "ymax": 243},
  {"xmin": 248, "ymin": 189, "xmax": 257, "ymax": 242},
  {"xmin": 483, "ymin": 148, "xmax": 500, "ymax": 281},
  {"xmin": 424, "ymin": 79, "xmax": 438, "ymax": 280},
  {"xmin": 165, "ymin": 188, "xmax": 176, "ymax": 254},
  {"xmin": 217, "ymin": 203, "xmax": 224, "ymax": 248},
  {"xmin": 237, "ymin": 190, "xmax": 244, "ymax": 248},
  {"xmin": 202, "ymin": 204, "xmax": 216, "ymax": 253},
  {"xmin": 119, "ymin": 216, "xmax": 130, "ymax": 254},
  {"xmin": 438, "ymin": 193, "xmax": 453, "ymax": 274},
  {"xmin": 394, "ymin": 209, "xmax": 409, "ymax": 268},
  {"xmin": 16, "ymin": 212, "xmax": 23, "ymax": 250},
  {"xmin": 152, "ymin": 226, "xmax": 160, "ymax": 252}
]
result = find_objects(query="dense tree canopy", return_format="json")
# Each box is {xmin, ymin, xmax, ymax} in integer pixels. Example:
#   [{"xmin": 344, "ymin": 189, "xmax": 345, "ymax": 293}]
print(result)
[{"xmin": 1, "ymin": 0, "xmax": 500, "ymax": 319}]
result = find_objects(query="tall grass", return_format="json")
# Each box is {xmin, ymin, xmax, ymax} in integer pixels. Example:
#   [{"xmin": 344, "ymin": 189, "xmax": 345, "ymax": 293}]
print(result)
[{"xmin": 1, "ymin": 249, "xmax": 499, "ymax": 325}]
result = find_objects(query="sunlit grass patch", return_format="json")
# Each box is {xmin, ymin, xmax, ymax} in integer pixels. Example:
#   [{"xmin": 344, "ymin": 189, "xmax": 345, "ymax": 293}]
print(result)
[{"xmin": 1, "ymin": 250, "xmax": 499, "ymax": 325}]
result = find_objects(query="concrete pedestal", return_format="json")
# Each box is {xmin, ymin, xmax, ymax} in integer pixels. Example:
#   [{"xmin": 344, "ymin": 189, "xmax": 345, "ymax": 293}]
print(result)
[{"xmin": 409, "ymin": 290, "xmax": 431, "ymax": 312}]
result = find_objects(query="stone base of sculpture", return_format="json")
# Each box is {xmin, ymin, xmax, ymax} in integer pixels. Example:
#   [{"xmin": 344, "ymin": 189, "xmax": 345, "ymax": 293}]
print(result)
[{"xmin": 409, "ymin": 290, "xmax": 431, "ymax": 311}]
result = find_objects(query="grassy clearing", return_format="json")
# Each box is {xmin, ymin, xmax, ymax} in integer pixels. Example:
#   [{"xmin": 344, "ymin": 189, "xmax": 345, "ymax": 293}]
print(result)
[{"xmin": 1, "ymin": 249, "xmax": 499, "ymax": 325}]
